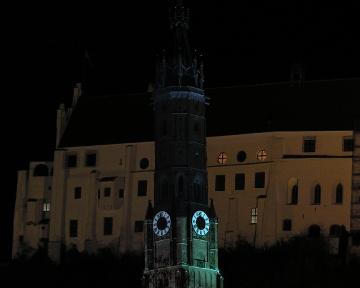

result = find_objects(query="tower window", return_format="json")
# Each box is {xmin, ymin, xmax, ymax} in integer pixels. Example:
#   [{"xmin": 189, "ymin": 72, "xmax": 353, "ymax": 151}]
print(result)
[
  {"xmin": 86, "ymin": 152, "xmax": 97, "ymax": 166},
  {"xmin": 138, "ymin": 180, "xmax": 147, "ymax": 196},
  {"xmin": 255, "ymin": 172, "xmax": 265, "ymax": 188},
  {"xmin": 303, "ymin": 137, "xmax": 316, "ymax": 152},
  {"xmin": 194, "ymin": 178, "xmax": 201, "ymax": 200},
  {"xmin": 74, "ymin": 187, "xmax": 82, "ymax": 199},
  {"xmin": 69, "ymin": 220, "xmax": 78, "ymax": 237},
  {"xmin": 235, "ymin": 173, "xmax": 245, "ymax": 190},
  {"xmin": 251, "ymin": 208, "xmax": 258, "ymax": 224},
  {"xmin": 140, "ymin": 158, "xmax": 149, "ymax": 169},
  {"xmin": 237, "ymin": 151, "xmax": 246, "ymax": 162},
  {"xmin": 104, "ymin": 217, "xmax": 113, "ymax": 235},
  {"xmin": 135, "ymin": 221, "xmax": 144, "ymax": 232},
  {"xmin": 215, "ymin": 175, "xmax": 225, "ymax": 191},
  {"xmin": 194, "ymin": 121, "xmax": 199, "ymax": 132},
  {"xmin": 162, "ymin": 120, "xmax": 167, "ymax": 136},
  {"xmin": 104, "ymin": 188, "xmax": 111, "ymax": 197}
]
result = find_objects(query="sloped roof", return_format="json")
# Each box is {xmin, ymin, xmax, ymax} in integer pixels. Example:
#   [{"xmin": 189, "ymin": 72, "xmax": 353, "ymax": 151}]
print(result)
[{"xmin": 58, "ymin": 78, "xmax": 360, "ymax": 148}]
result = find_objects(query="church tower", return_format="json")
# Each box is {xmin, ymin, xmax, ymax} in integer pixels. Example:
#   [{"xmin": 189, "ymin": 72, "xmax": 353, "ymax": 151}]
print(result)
[{"xmin": 142, "ymin": 1, "xmax": 223, "ymax": 287}]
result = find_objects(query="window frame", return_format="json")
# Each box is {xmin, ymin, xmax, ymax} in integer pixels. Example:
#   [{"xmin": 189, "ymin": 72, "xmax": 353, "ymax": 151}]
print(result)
[
  {"xmin": 251, "ymin": 208, "xmax": 258, "ymax": 224},
  {"xmin": 303, "ymin": 137, "xmax": 316, "ymax": 152}
]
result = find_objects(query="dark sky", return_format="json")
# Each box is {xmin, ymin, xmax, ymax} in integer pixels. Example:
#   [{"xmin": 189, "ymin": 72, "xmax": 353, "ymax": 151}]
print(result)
[{"xmin": 2, "ymin": 0, "xmax": 360, "ymax": 261}]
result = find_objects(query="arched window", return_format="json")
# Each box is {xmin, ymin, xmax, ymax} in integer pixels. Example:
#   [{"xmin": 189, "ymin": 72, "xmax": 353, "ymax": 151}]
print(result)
[
  {"xmin": 162, "ymin": 120, "xmax": 167, "ymax": 136},
  {"xmin": 162, "ymin": 179, "xmax": 169, "ymax": 200},
  {"xmin": 314, "ymin": 184, "xmax": 321, "ymax": 204},
  {"xmin": 308, "ymin": 224, "xmax": 321, "ymax": 237},
  {"xmin": 336, "ymin": 184, "xmax": 343, "ymax": 204},
  {"xmin": 33, "ymin": 164, "xmax": 49, "ymax": 177},
  {"xmin": 291, "ymin": 185, "xmax": 298, "ymax": 205},
  {"xmin": 193, "ymin": 121, "xmax": 199, "ymax": 132},
  {"xmin": 193, "ymin": 177, "xmax": 203, "ymax": 201}
]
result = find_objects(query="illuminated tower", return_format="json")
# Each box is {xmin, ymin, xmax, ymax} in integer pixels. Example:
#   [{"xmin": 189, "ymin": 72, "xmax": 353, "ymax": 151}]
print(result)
[{"xmin": 142, "ymin": 1, "xmax": 223, "ymax": 287}]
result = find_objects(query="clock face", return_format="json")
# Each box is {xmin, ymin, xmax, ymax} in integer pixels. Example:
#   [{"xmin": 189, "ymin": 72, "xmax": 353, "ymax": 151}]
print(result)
[
  {"xmin": 153, "ymin": 211, "xmax": 171, "ymax": 236},
  {"xmin": 192, "ymin": 210, "xmax": 210, "ymax": 235}
]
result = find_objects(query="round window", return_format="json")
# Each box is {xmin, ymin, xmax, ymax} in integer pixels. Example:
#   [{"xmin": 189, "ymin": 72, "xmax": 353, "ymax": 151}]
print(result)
[
  {"xmin": 217, "ymin": 152, "xmax": 227, "ymax": 164},
  {"xmin": 257, "ymin": 150, "xmax": 267, "ymax": 161},
  {"xmin": 140, "ymin": 158, "xmax": 149, "ymax": 169},
  {"xmin": 237, "ymin": 151, "xmax": 246, "ymax": 162}
]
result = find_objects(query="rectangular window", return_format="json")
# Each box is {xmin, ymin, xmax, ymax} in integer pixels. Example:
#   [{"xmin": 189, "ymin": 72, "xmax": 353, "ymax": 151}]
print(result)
[
  {"xmin": 303, "ymin": 137, "xmax": 316, "ymax": 152},
  {"xmin": 119, "ymin": 189, "xmax": 124, "ymax": 198},
  {"xmin": 69, "ymin": 220, "xmax": 78, "ymax": 237},
  {"xmin": 42, "ymin": 202, "xmax": 50, "ymax": 212},
  {"xmin": 104, "ymin": 187, "xmax": 111, "ymax": 197},
  {"xmin": 138, "ymin": 180, "xmax": 147, "ymax": 196},
  {"xmin": 283, "ymin": 219, "xmax": 292, "ymax": 231},
  {"xmin": 97, "ymin": 189, "xmax": 100, "ymax": 199},
  {"xmin": 104, "ymin": 217, "xmax": 113, "ymax": 235},
  {"xmin": 135, "ymin": 221, "xmax": 144, "ymax": 232},
  {"xmin": 343, "ymin": 138, "xmax": 354, "ymax": 152},
  {"xmin": 251, "ymin": 208, "xmax": 258, "ymax": 224},
  {"xmin": 86, "ymin": 152, "xmax": 97, "ymax": 166},
  {"xmin": 74, "ymin": 187, "xmax": 82, "ymax": 199},
  {"xmin": 67, "ymin": 154, "xmax": 77, "ymax": 168},
  {"xmin": 19, "ymin": 235, "xmax": 24, "ymax": 242},
  {"xmin": 215, "ymin": 175, "xmax": 225, "ymax": 191},
  {"xmin": 255, "ymin": 172, "xmax": 265, "ymax": 188},
  {"xmin": 235, "ymin": 173, "xmax": 245, "ymax": 190}
]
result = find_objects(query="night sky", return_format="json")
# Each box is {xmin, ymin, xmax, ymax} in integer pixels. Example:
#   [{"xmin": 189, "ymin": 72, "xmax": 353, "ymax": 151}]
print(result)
[{"xmin": 2, "ymin": 1, "xmax": 360, "ymax": 262}]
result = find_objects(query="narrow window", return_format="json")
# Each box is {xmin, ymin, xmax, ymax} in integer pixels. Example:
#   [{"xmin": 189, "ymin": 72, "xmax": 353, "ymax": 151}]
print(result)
[
  {"xmin": 194, "ymin": 178, "xmax": 201, "ymax": 200},
  {"xmin": 119, "ymin": 189, "xmax": 124, "ymax": 198},
  {"xmin": 69, "ymin": 220, "xmax": 78, "ymax": 237},
  {"xmin": 314, "ymin": 184, "xmax": 321, "ymax": 204},
  {"xmin": 162, "ymin": 180, "xmax": 169, "ymax": 199},
  {"xmin": 193, "ymin": 121, "xmax": 199, "ymax": 132},
  {"xmin": 291, "ymin": 185, "xmax": 298, "ymax": 204},
  {"xmin": 162, "ymin": 120, "xmax": 167, "ymax": 136},
  {"xmin": 235, "ymin": 173, "xmax": 245, "ymax": 190},
  {"xmin": 283, "ymin": 219, "xmax": 292, "ymax": 231},
  {"xmin": 97, "ymin": 189, "xmax": 100, "ymax": 199},
  {"xmin": 104, "ymin": 217, "xmax": 113, "ymax": 235},
  {"xmin": 178, "ymin": 177, "xmax": 184, "ymax": 194},
  {"xmin": 251, "ymin": 208, "xmax": 258, "ymax": 224},
  {"xmin": 86, "ymin": 153, "xmax": 97, "ymax": 166},
  {"xmin": 104, "ymin": 187, "xmax": 111, "ymax": 197},
  {"xmin": 215, "ymin": 175, "xmax": 225, "ymax": 191},
  {"xmin": 138, "ymin": 180, "xmax": 147, "ymax": 196},
  {"xmin": 303, "ymin": 137, "xmax": 316, "ymax": 152},
  {"xmin": 336, "ymin": 184, "xmax": 343, "ymax": 203},
  {"xmin": 74, "ymin": 187, "xmax": 82, "ymax": 199},
  {"xmin": 67, "ymin": 155, "xmax": 77, "ymax": 168},
  {"xmin": 255, "ymin": 172, "xmax": 265, "ymax": 188},
  {"xmin": 42, "ymin": 202, "xmax": 50, "ymax": 212},
  {"xmin": 135, "ymin": 221, "xmax": 144, "ymax": 232}
]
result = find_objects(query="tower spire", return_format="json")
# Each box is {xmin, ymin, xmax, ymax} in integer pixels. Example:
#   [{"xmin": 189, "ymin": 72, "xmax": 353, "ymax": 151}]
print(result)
[{"xmin": 156, "ymin": 0, "xmax": 204, "ymax": 90}]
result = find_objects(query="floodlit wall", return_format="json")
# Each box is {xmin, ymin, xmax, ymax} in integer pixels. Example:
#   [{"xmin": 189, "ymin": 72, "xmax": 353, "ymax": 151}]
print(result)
[{"xmin": 13, "ymin": 131, "xmax": 353, "ymax": 260}]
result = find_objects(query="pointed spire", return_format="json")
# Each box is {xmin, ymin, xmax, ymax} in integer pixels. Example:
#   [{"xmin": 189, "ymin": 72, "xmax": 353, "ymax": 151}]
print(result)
[
  {"xmin": 209, "ymin": 198, "xmax": 217, "ymax": 218},
  {"xmin": 155, "ymin": 0, "xmax": 204, "ymax": 90},
  {"xmin": 145, "ymin": 200, "xmax": 153, "ymax": 220}
]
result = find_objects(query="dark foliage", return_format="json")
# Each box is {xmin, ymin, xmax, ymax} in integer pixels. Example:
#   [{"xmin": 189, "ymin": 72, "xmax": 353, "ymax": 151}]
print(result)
[{"xmin": 3, "ymin": 237, "xmax": 360, "ymax": 287}]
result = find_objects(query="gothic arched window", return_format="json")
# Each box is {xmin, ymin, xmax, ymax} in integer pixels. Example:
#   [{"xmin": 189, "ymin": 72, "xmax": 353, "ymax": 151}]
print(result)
[
  {"xmin": 336, "ymin": 184, "xmax": 343, "ymax": 204},
  {"xmin": 314, "ymin": 184, "xmax": 321, "ymax": 204},
  {"xmin": 291, "ymin": 185, "xmax": 298, "ymax": 205}
]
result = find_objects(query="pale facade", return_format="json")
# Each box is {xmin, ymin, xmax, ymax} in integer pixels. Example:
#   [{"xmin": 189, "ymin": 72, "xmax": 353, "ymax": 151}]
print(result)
[{"xmin": 12, "ymin": 114, "xmax": 353, "ymax": 260}]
